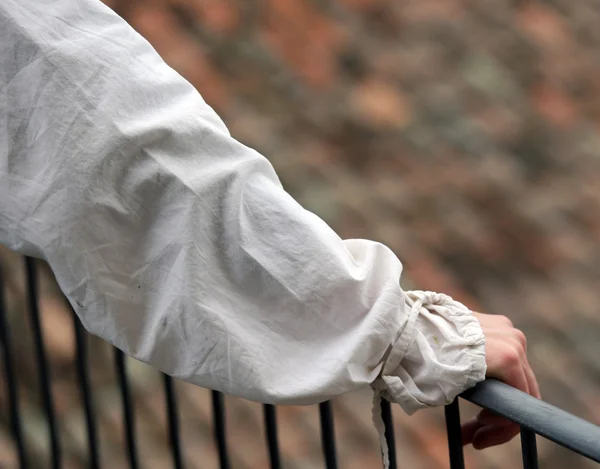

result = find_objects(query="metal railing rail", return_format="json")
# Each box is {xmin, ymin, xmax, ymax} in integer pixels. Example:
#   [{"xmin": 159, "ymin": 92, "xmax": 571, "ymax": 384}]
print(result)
[
  {"xmin": 1, "ymin": 257, "xmax": 600, "ymax": 469},
  {"xmin": 446, "ymin": 379, "xmax": 600, "ymax": 468}
]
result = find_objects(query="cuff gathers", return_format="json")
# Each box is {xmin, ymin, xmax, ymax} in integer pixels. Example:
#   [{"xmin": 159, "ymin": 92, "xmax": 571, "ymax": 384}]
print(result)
[{"xmin": 371, "ymin": 290, "xmax": 486, "ymax": 469}]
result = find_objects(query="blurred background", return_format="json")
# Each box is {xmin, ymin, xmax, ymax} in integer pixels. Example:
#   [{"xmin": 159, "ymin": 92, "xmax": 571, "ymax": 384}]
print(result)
[{"xmin": 2, "ymin": 0, "xmax": 600, "ymax": 467}]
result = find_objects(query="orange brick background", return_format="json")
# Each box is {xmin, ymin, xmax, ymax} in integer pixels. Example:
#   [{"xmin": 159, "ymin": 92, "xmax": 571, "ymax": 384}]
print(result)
[{"xmin": 2, "ymin": 0, "xmax": 600, "ymax": 468}]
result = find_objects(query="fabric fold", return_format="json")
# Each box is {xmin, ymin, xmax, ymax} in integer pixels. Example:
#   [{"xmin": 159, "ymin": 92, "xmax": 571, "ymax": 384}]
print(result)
[{"xmin": 0, "ymin": 4, "xmax": 487, "ymax": 465}]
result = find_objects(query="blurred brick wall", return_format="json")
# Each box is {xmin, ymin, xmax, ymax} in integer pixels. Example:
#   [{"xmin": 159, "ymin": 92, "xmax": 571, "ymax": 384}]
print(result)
[{"xmin": 2, "ymin": 0, "xmax": 600, "ymax": 468}]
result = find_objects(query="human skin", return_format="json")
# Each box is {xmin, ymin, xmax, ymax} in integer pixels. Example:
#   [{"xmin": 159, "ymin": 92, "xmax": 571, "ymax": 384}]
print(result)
[{"xmin": 462, "ymin": 312, "xmax": 540, "ymax": 449}]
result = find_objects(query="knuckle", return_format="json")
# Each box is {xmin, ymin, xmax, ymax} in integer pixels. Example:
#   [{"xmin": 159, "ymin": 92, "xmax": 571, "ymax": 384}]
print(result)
[
  {"xmin": 514, "ymin": 329, "xmax": 527, "ymax": 348},
  {"xmin": 502, "ymin": 348, "xmax": 521, "ymax": 367},
  {"xmin": 512, "ymin": 340, "xmax": 526, "ymax": 359},
  {"xmin": 497, "ymin": 315, "xmax": 514, "ymax": 328}
]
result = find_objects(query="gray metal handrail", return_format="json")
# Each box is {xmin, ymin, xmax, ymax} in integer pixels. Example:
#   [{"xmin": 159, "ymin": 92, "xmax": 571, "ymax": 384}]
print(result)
[{"xmin": 462, "ymin": 379, "xmax": 600, "ymax": 463}]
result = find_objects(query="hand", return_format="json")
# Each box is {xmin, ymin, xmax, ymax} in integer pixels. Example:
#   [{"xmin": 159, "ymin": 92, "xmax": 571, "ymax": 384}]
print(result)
[{"xmin": 461, "ymin": 312, "xmax": 540, "ymax": 449}]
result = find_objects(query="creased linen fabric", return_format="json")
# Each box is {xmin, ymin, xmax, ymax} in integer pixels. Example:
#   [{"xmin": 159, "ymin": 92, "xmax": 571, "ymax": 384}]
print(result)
[{"xmin": 0, "ymin": 0, "xmax": 486, "ymax": 417}]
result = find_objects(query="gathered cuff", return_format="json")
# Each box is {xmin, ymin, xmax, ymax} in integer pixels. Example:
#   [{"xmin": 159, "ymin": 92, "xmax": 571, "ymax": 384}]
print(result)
[{"xmin": 371, "ymin": 290, "xmax": 486, "ymax": 468}]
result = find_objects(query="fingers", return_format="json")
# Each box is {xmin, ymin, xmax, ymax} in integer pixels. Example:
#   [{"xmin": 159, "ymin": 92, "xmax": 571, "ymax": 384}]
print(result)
[
  {"xmin": 524, "ymin": 361, "xmax": 541, "ymax": 399},
  {"xmin": 461, "ymin": 416, "xmax": 482, "ymax": 447},
  {"xmin": 488, "ymin": 343, "xmax": 530, "ymax": 395},
  {"xmin": 511, "ymin": 328, "xmax": 540, "ymax": 398},
  {"xmin": 461, "ymin": 410, "xmax": 514, "ymax": 447},
  {"xmin": 466, "ymin": 311, "xmax": 541, "ymax": 451},
  {"xmin": 472, "ymin": 423, "xmax": 520, "ymax": 450}
]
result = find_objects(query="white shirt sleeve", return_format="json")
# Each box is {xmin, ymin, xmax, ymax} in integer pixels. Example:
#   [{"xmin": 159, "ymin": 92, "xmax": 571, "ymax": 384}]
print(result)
[{"xmin": 0, "ymin": 0, "xmax": 486, "ymax": 409}]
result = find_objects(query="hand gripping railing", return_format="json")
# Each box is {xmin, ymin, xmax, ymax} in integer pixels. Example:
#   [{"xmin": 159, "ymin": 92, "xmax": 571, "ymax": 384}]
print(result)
[{"xmin": 445, "ymin": 379, "xmax": 600, "ymax": 469}]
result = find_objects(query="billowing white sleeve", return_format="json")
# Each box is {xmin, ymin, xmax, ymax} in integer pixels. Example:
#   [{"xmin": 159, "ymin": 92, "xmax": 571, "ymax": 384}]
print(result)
[{"xmin": 0, "ymin": 0, "xmax": 486, "ymax": 408}]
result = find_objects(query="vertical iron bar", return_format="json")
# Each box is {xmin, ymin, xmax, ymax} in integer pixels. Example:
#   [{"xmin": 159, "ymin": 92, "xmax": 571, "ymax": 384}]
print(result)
[
  {"xmin": 0, "ymin": 264, "xmax": 28, "ymax": 468},
  {"xmin": 114, "ymin": 349, "xmax": 139, "ymax": 469},
  {"xmin": 25, "ymin": 257, "xmax": 61, "ymax": 469},
  {"xmin": 319, "ymin": 401, "xmax": 338, "ymax": 469},
  {"xmin": 521, "ymin": 427, "xmax": 539, "ymax": 469},
  {"xmin": 444, "ymin": 400, "xmax": 465, "ymax": 469},
  {"xmin": 211, "ymin": 391, "xmax": 230, "ymax": 469},
  {"xmin": 263, "ymin": 404, "xmax": 282, "ymax": 469},
  {"xmin": 163, "ymin": 374, "xmax": 184, "ymax": 469},
  {"xmin": 380, "ymin": 399, "xmax": 397, "ymax": 469},
  {"xmin": 71, "ymin": 309, "xmax": 100, "ymax": 469}
]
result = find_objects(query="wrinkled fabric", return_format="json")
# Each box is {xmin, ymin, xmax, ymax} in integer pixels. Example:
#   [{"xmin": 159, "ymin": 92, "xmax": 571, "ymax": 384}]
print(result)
[
  {"xmin": 371, "ymin": 291, "xmax": 485, "ymax": 468},
  {"xmin": 0, "ymin": 0, "xmax": 486, "ymax": 423}
]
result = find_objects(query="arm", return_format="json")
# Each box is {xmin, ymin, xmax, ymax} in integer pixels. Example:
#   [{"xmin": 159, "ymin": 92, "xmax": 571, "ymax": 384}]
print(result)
[{"xmin": 0, "ymin": 0, "xmax": 487, "ymax": 408}]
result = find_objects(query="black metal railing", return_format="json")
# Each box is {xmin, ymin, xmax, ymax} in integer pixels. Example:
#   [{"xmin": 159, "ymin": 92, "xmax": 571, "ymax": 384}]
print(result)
[{"xmin": 1, "ymin": 257, "xmax": 600, "ymax": 469}]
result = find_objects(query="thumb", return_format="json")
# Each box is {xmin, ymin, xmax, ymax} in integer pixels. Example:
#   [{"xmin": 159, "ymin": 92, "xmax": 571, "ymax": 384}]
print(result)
[{"xmin": 461, "ymin": 416, "xmax": 484, "ymax": 447}]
